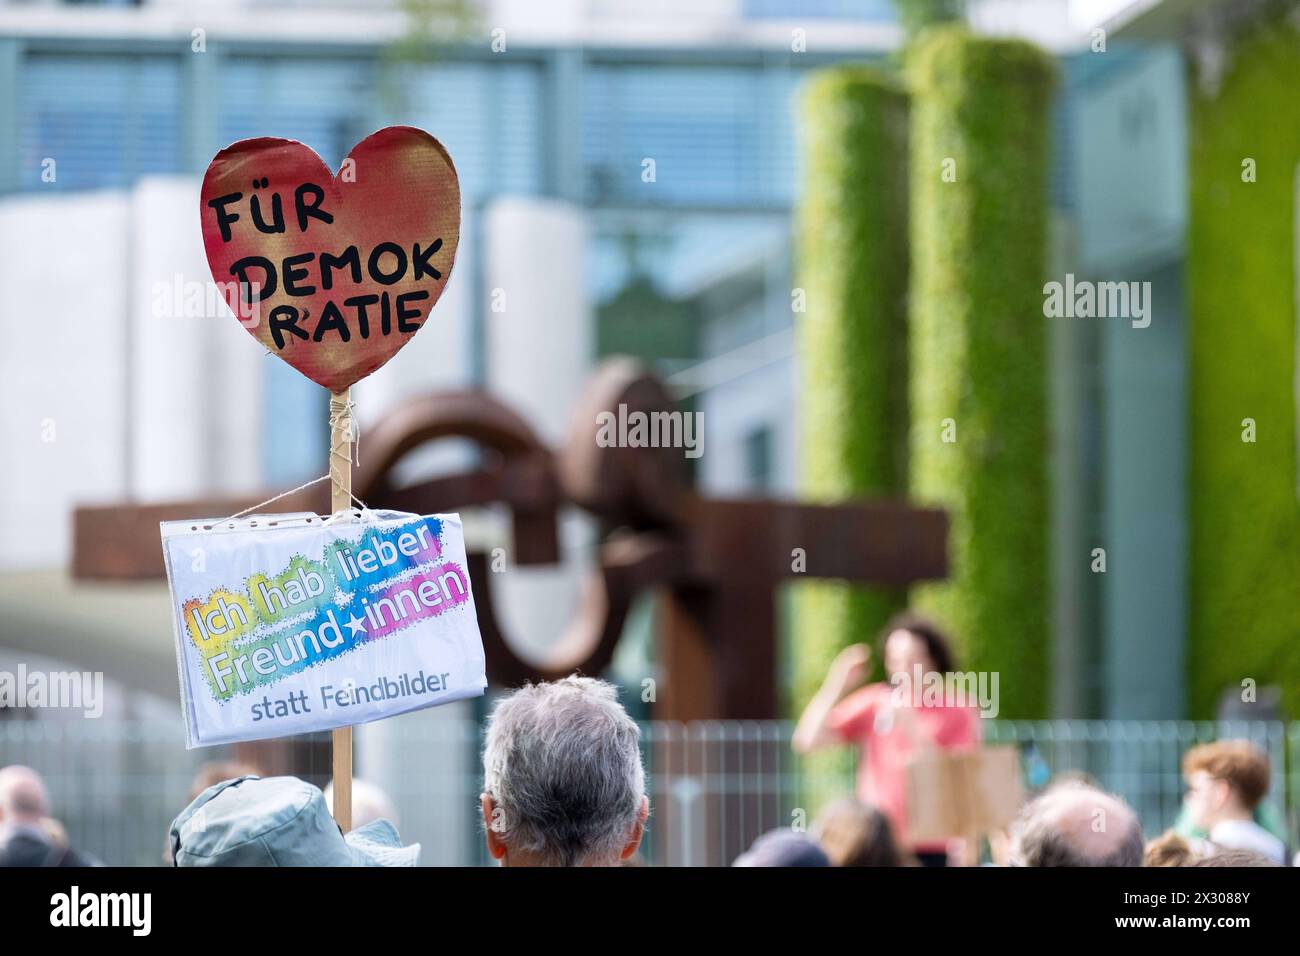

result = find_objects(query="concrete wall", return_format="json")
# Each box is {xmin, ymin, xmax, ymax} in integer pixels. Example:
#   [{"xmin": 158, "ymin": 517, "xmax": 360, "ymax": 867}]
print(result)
[
  {"xmin": 0, "ymin": 177, "xmax": 272, "ymax": 571},
  {"xmin": 131, "ymin": 176, "xmax": 263, "ymax": 500},
  {"xmin": 2, "ymin": 190, "xmax": 129, "ymax": 571},
  {"xmin": 483, "ymin": 198, "xmax": 593, "ymax": 663}
]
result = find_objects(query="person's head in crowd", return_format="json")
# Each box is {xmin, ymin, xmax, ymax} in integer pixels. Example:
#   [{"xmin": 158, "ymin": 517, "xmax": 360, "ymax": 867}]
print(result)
[
  {"xmin": 734, "ymin": 829, "xmax": 831, "ymax": 867},
  {"xmin": 1181, "ymin": 740, "xmax": 1285, "ymax": 864},
  {"xmin": 1182, "ymin": 741, "xmax": 1270, "ymax": 829},
  {"xmin": 325, "ymin": 778, "xmax": 399, "ymax": 830},
  {"xmin": 480, "ymin": 676, "xmax": 649, "ymax": 867},
  {"xmin": 812, "ymin": 798, "xmax": 906, "ymax": 867},
  {"xmin": 162, "ymin": 761, "xmax": 262, "ymax": 865},
  {"xmin": 0, "ymin": 765, "xmax": 49, "ymax": 827},
  {"xmin": 879, "ymin": 612, "xmax": 957, "ymax": 685},
  {"xmin": 1185, "ymin": 847, "xmax": 1278, "ymax": 867},
  {"xmin": 0, "ymin": 765, "xmax": 97, "ymax": 867},
  {"xmin": 159, "ymin": 762, "xmax": 264, "ymax": 864},
  {"xmin": 1009, "ymin": 781, "xmax": 1143, "ymax": 867},
  {"xmin": 170, "ymin": 775, "xmax": 419, "ymax": 866},
  {"xmin": 188, "ymin": 761, "xmax": 262, "ymax": 803},
  {"xmin": 1144, "ymin": 830, "xmax": 1194, "ymax": 867}
]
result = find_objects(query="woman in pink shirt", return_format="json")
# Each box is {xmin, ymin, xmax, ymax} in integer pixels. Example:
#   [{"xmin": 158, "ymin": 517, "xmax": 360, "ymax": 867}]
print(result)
[{"xmin": 792, "ymin": 612, "xmax": 979, "ymax": 866}]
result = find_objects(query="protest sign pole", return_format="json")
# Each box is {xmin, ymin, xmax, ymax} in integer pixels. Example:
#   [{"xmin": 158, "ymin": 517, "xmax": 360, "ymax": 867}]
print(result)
[
  {"xmin": 329, "ymin": 388, "xmax": 354, "ymax": 832},
  {"xmin": 192, "ymin": 128, "xmax": 464, "ymax": 823}
]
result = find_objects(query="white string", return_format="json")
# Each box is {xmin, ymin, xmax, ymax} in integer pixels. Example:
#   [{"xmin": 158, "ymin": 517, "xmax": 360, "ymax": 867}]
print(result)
[
  {"xmin": 212, "ymin": 391, "xmax": 366, "ymax": 528},
  {"xmin": 214, "ymin": 474, "xmax": 371, "ymax": 528},
  {"xmin": 329, "ymin": 393, "xmax": 361, "ymax": 470},
  {"xmin": 217, "ymin": 475, "xmax": 329, "ymax": 525}
]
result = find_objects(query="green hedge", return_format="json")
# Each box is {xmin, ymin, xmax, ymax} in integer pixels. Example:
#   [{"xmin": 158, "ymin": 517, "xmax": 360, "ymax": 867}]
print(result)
[
  {"xmin": 791, "ymin": 67, "xmax": 911, "ymax": 715},
  {"xmin": 1188, "ymin": 17, "xmax": 1300, "ymax": 718},
  {"xmin": 907, "ymin": 27, "xmax": 1055, "ymax": 718},
  {"xmin": 892, "ymin": 0, "xmax": 965, "ymax": 41}
]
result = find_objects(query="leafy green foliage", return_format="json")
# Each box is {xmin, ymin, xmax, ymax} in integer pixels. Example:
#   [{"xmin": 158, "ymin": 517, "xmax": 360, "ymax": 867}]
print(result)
[
  {"xmin": 906, "ymin": 27, "xmax": 1056, "ymax": 717},
  {"xmin": 1187, "ymin": 17, "xmax": 1300, "ymax": 718},
  {"xmin": 792, "ymin": 67, "xmax": 911, "ymax": 714}
]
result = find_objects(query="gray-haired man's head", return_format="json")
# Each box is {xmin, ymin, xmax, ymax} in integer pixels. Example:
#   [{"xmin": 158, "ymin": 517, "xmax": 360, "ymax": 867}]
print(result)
[
  {"xmin": 480, "ymin": 676, "xmax": 649, "ymax": 867},
  {"xmin": 0, "ymin": 766, "xmax": 51, "ymax": 824},
  {"xmin": 1010, "ymin": 781, "xmax": 1143, "ymax": 867}
]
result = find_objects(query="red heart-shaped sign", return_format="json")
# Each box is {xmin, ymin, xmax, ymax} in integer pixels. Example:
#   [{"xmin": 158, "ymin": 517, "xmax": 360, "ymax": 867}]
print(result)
[{"xmin": 200, "ymin": 126, "xmax": 460, "ymax": 393}]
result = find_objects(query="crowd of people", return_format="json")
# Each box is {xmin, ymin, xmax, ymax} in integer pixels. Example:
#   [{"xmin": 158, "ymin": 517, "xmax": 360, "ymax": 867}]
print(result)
[
  {"xmin": 768, "ymin": 613, "xmax": 1291, "ymax": 868},
  {"xmin": 0, "ymin": 616, "xmax": 1293, "ymax": 866}
]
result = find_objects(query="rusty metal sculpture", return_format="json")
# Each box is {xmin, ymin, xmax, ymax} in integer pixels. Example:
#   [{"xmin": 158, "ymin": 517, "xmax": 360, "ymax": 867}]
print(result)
[{"xmin": 74, "ymin": 358, "xmax": 947, "ymax": 720}]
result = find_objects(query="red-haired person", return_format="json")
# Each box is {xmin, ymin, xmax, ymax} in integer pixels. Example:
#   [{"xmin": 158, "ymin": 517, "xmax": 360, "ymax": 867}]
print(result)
[{"xmin": 1182, "ymin": 740, "xmax": 1285, "ymax": 865}]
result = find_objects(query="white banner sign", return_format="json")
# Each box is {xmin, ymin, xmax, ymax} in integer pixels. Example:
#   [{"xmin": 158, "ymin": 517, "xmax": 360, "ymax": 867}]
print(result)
[{"xmin": 161, "ymin": 509, "xmax": 486, "ymax": 747}]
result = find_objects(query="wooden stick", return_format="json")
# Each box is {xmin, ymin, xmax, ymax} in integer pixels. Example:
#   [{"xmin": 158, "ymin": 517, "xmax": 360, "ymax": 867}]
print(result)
[{"xmin": 329, "ymin": 388, "xmax": 353, "ymax": 833}]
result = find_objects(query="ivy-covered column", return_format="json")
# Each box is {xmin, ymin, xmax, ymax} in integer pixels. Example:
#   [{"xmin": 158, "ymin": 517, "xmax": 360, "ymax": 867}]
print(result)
[
  {"xmin": 907, "ymin": 28, "xmax": 1056, "ymax": 718},
  {"xmin": 792, "ymin": 67, "xmax": 911, "ymax": 716},
  {"xmin": 1187, "ymin": 18, "xmax": 1300, "ymax": 718}
]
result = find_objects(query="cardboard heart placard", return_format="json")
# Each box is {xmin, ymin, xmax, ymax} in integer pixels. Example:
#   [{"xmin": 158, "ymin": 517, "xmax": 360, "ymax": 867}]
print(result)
[{"xmin": 200, "ymin": 126, "xmax": 460, "ymax": 393}]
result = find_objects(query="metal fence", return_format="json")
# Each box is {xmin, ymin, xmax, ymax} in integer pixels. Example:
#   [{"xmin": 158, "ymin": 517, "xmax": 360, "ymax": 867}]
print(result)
[{"xmin": 2, "ymin": 716, "xmax": 1296, "ymax": 866}]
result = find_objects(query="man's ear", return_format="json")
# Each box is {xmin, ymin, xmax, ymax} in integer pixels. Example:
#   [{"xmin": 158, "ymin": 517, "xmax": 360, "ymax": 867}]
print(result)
[
  {"xmin": 1213, "ymin": 779, "xmax": 1234, "ymax": 811},
  {"xmin": 481, "ymin": 793, "xmax": 508, "ymax": 861},
  {"xmin": 619, "ymin": 796, "xmax": 651, "ymax": 862}
]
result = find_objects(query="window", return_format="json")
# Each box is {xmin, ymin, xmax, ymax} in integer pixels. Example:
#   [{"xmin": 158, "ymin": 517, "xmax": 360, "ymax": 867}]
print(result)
[
  {"xmin": 218, "ymin": 58, "xmax": 373, "ymax": 171},
  {"xmin": 583, "ymin": 64, "xmax": 801, "ymax": 207},
  {"xmin": 386, "ymin": 61, "xmax": 544, "ymax": 202},
  {"xmin": 19, "ymin": 54, "xmax": 182, "ymax": 191}
]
